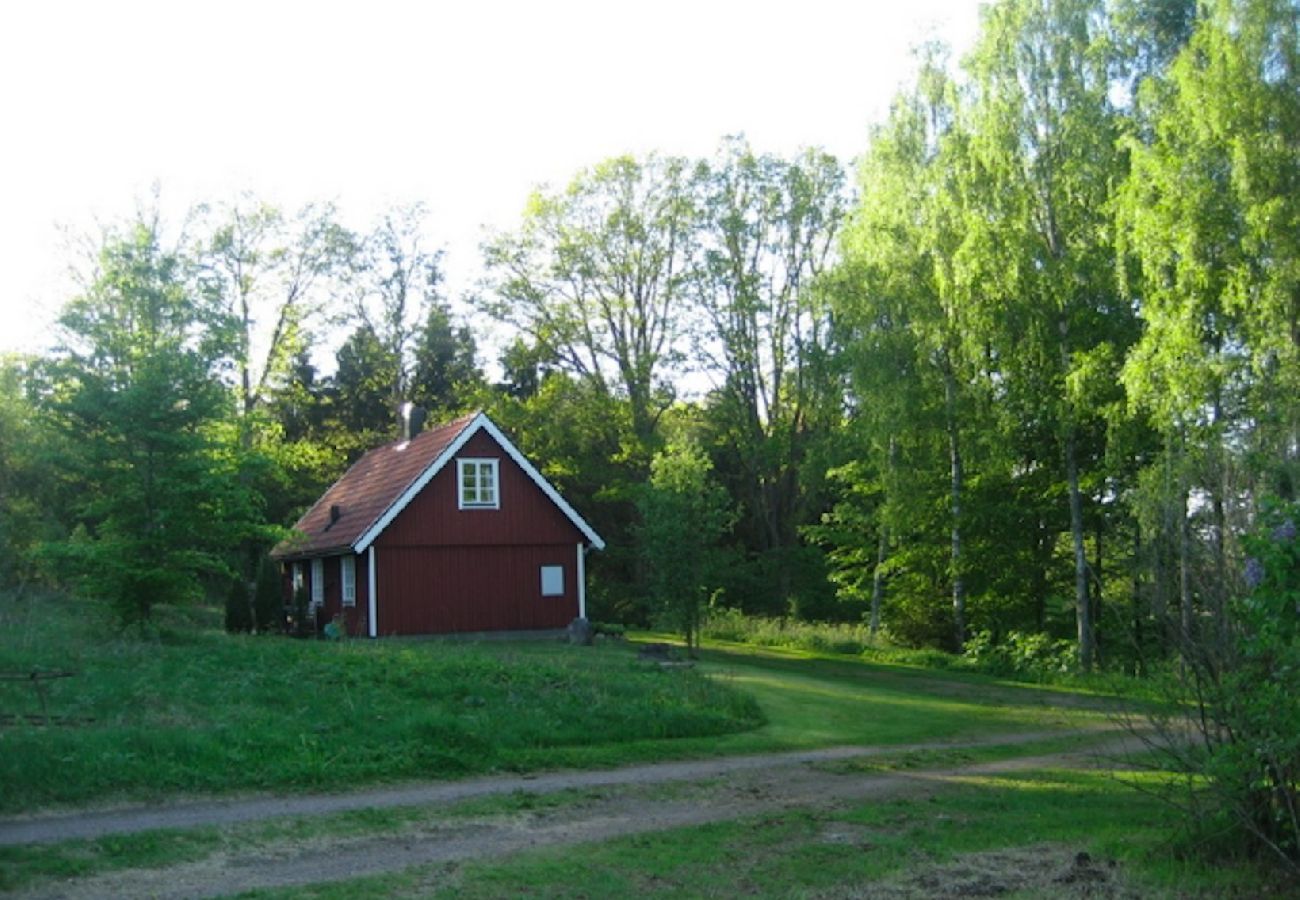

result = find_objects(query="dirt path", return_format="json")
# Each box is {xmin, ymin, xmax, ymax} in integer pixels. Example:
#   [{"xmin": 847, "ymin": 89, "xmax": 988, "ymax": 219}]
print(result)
[
  {"xmin": 5, "ymin": 728, "xmax": 1145, "ymax": 900},
  {"xmin": 0, "ymin": 727, "xmax": 1113, "ymax": 847}
]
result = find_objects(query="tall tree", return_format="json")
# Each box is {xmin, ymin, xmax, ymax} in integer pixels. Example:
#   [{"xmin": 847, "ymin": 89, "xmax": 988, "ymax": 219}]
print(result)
[
  {"xmin": 351, "ymin": 203, "xmax": 447, "ymax": 430},
  {"xmin": 408, "ymin": 300, "xmax": 482, "ymax": 416},
  {"xmin": 1118, "ymin": 0, "xmax": 1300, "ymax": 652},
  {"xmin": 637, "ymin": 440, "xmax": 734, "ymax": 652},
  {"xmin": 45, "ymin": 218, "xmax": 256, "ymax": 625},
  {"xmin": 835, "ymin": 50, "xmax": 981, "ymax": 648},
  {"xmin": 689, "ymin": 138, "xmax": 846, "ymax": 611},
  {"xmin": 199, "ymin": 197, "xmax": 355, "ymax": 441},
  {"xmin": 963, "ymin": 0, "xmax": 1133, "ymax": 668},
  {"xmin": 481, "ymin": 154, "xmax": 693, "ymax": 447}
]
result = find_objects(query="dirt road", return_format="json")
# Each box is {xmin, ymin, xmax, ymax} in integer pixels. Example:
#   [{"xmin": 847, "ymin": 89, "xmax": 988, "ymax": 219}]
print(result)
[{"xmin": 3, "ymin": 728, "xmax": 1144, "ymax": 899}]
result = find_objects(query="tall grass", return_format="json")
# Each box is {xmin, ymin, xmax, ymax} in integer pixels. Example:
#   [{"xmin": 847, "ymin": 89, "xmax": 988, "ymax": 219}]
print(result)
[
  {"xmin": 700, "ymin": 608, "xmax": 1152, "ymax": 696},
  {"xmin": 701, "ymin": 608, "xmax": 955, "ymax": 667},
  {"xmin": 0, "ymin": 592, "xmax": 761, "ymax": 812}
]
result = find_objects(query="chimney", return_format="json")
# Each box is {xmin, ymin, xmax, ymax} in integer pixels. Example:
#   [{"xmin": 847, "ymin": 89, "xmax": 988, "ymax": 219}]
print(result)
[
  {"xmin": 399, "ymin": 402, "xmax": 427, "ymax": 442},
  {"xmin": 399, "ymin": 401, "xmax": 414, "ymax": 442}
]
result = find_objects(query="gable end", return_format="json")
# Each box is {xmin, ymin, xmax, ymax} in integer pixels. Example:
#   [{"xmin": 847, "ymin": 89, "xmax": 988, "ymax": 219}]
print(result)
[{"xmin": 352, "ymin": 413, "xmax": 605, "ymax": 553}]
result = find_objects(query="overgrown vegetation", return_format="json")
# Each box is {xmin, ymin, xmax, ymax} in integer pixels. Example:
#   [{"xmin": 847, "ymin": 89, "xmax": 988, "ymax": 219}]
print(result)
[
  {"xmin": 1142, "ymin": 504, "xmax": 1300, "ymax": 872},
  {"xmin": 701, "ymin": 609, "xmax": 1088, "ymax": 684},
  {"xmin": 0, "ymin": 593, "xmax": 760, "ymax": 812}
]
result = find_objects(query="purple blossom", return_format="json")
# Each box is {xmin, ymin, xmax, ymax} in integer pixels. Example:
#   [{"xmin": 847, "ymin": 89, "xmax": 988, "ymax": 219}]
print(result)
[
  {"xmin": 1244, "ymin": 557, "xmax": 1266, "ymax": 590},
  {"xmin": 1272, "ymin": 519, "xmax": 1297, "ymax": 543}
]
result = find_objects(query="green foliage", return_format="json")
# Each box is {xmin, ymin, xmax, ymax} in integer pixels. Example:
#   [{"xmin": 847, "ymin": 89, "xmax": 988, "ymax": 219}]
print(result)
[
  {"xmin": 0, "ymin": 356, "xmax": 62, "ymax": 589},
  {"xmin": 637, "ymin": 442, "xmax": 734, "ymax": 650},
  {"xmin": 225, "ymin": 557, "xmax": 283, "ymax": 634},
  {"xmin": 1152, "ymin": 502, "xmax": 1300, "ymax": 871},
  {"xmin": 961, "ymin": 629, "xmax": 1076, "ymax": 679},
  {"xmin": 223, "ymin": 577, "xmax": 251, "ymax": 633},
  {"xmin": 41, "ymin": 220, "xmax": 260, "ymax": 626},
  {"xmin": 480, "ymin": 154, "xmax": 692, "ymax": 444}
]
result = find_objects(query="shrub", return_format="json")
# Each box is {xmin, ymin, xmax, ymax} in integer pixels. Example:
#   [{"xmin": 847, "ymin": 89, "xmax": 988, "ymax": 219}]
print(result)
[
  {"xmin": 962, "ymin": 629, "xmax": 1075, "ymax": 679},
  {"xmin": 252, "ymin": 556, "xmax": 283, "ymax": 633},
  {"xmin": 1148, "ymin": 502, "xmax": 1300, "ymax": 872},
  {"xmin": 224, "ymin": 578, "xmax": 252, "ymax": 633}
]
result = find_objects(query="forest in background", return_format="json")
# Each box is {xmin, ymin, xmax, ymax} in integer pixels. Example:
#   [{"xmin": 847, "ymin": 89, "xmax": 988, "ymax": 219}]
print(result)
[{"xmin": 0, "ymin": 0, "xmax": 1296, "ymax": 679}]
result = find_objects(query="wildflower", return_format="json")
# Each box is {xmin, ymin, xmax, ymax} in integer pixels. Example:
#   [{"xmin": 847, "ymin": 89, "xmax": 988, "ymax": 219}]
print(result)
[
  {"xmin": 1244, "ymin": 556, "xmax": 1266, "ymax": 590},
  {"xmin": 1271, "ymin": 519, "xmax": 1297, "ymax": 543}
]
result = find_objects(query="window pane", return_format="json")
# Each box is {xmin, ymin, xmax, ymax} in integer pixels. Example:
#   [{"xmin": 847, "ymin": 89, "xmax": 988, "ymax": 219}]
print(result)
[
  {"xmin": 311, "ymin": 559, "xmax": 324, "ymax": 606},
  {"xmin": 341, "ymin": 556, "xmax": 356, "ymax": 606},
  {"xmin": 540, "ymin": 565, "xmax": 564, "ymax": 597}
]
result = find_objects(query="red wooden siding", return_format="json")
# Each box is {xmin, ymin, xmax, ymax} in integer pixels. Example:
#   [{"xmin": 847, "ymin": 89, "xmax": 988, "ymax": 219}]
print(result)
[
  {"xmin": 376, "ymin": 432, "xmax": 583, "ymax": 548},
  {"xmin": 313, "ymin": 555, "xmax": 368, "ymax": 637},
  {"xmin": 285, "ymin": 555, "xmax": 369, "ymax": 637},
  {"xmin": 373, "ymin": 431, "xmax": 583, "ymax": 635},
  {"xmin": 377, "ymin": 545, "xmax": 577, "ymax": 635}
]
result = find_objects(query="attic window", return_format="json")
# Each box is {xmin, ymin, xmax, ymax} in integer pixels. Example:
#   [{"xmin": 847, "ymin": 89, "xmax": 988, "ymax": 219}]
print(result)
[{"xmin": 458, "ymin": 458, "xmax": 499, "ymax": 509}]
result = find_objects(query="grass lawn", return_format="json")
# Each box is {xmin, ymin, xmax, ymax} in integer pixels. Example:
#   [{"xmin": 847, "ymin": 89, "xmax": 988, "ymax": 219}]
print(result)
[
  {"xmin": 0, "ymin": 596, "xmax": 1279, "ymax": 897},
  {"xmin": 0, "ymin": 593, "xmax": 762, "ymax": 812},
  {"xmin": 0, "ymin": 593, "xmax": 1132, "ymax": 813}
]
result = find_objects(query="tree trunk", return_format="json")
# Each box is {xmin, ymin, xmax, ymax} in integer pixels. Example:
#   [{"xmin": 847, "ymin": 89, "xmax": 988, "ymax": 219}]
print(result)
[
  {"xmin": 1132, "ymin": 522, "xmax": 1145, "ymax": 677},
  {"xmin": 943, "ymin": 361, "xmax": 966, "ymax": 650},
  {"xmin": 870, "ymin": 524, "xmax": 888, "ymax": 636},
  {"xmin": 1179, "ymin": 482, "xmax": 1194, "ymax": 667},
  {"xmin": 1065, "ymin": 423, "xmax": 1093, "ymax": 670},
  {"xmin": 1093, "ymin": 516, "xmax": 1104, "ymax": 668}
]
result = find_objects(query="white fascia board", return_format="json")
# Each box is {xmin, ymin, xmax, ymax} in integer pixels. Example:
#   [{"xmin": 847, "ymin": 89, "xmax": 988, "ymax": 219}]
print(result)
[
  {"xmin": 477, "ymin": 416, "xmax": 606, "ymax": 550},
  {"xmin": 352, "ymin": 412, "xmax": 607, "ymax": 553},
  {"xmin": 352, "ymin": 414, "xmax": 487, "ymax": 554}
]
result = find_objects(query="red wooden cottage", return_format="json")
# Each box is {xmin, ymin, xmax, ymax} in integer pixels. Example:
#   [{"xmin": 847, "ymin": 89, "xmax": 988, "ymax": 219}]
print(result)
[{"xmin": 271, "ymin": 411, "xmax": 605, "ymax": 637}]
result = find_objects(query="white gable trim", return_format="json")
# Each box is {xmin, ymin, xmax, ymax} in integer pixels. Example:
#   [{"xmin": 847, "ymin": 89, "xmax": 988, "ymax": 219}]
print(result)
[{"xmin": 352, "ymin": 412, "xmax": 606, "ymax": 553}]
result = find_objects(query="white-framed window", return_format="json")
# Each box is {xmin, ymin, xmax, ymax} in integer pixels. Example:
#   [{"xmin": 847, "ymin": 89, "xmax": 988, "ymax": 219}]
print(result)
[
  {"xmin": 458, "ymin": 458, "xmax": 500, "ymax": 509},
  {"xmin": 311, "ymin": 558, "xmax": 324, "ymax": 608},
  {"xmin": 540, "ymin": 564, "xmax": 564, "ymax": 597},
  {"xmin": 341, "ymin": 555, "xmax": 356, "ymax": 607},
  {"xmin": 292, "ymin": 562, "xmax": 304, "ymax": 593}
]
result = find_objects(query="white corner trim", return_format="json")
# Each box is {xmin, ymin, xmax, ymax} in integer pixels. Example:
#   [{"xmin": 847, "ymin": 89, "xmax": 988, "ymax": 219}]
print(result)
[
  {"xmin": 576, "ymin": 542, "xmax": 587, "ymax": 619},
  {"xmin": 367, "ymin": 547, "xmax": 377, "ymax": 638},
  {"xmin": 352, "ymin": 412, "xmax": 606, "ymax": 553}
]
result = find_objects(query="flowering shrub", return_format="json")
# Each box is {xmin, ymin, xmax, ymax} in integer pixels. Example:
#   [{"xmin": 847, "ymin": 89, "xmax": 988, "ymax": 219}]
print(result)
[{"xmin": 1159, "ymin": 502, "xmax": 1300, "ymax": 871}]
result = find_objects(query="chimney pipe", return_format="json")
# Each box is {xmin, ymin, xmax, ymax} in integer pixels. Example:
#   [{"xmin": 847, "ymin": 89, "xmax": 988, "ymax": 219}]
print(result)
[{"xmin": 399, "ymin": 401, "xmax": 414, "ymax": 442}]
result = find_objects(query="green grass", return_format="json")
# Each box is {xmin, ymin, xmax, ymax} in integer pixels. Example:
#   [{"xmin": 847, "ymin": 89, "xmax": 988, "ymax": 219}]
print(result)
[
  {"xmin": 700, "ymin": 610, "xmax": 1163, "ymax": 697},
  {"xmin": 0, "ymin": 597, "xmax": 1271, "ymax": 897},
  {"xmin": 0, "ymin": 593, "xmax": 761, "ymax": 812},
  {"xmin": 0, "ymin": 735, "xmax": 1099, "ymax": 893},
  {"xmin": 234, "ymin": 762, "xmax": 1275, "ymax": 899},
  {"xmin": 1, "ymin": 593, "xmax": 1137, "ymax": 814}
]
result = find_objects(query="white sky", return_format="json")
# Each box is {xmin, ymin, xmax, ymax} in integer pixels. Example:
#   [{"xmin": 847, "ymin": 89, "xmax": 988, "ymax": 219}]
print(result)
[{"xmin": 0, "ymin": 0, "xmax": 983, "ymax": 361}]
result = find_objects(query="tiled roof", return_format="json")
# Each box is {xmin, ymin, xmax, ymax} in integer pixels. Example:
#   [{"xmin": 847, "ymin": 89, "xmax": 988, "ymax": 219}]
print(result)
[{"xmin": 271, "ymin": 412, "xmax": 478, "ymax": 560}]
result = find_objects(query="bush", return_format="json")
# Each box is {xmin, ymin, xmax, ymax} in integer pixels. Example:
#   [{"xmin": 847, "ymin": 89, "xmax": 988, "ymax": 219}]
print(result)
[
  {"xmin": 223, "ymin": 578, "xmax": 252, "ymax": 633},
  {"xmin": 1148, "ymin": 503, "xmax": 1300, "ymax": 872},
  {"xmin": 253, "ymin": 556, "xmax": 283, "ymax": 633},
  {"xmin": 962, "ymin": 629, "xmax": 1075, "ymax": 679}
]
